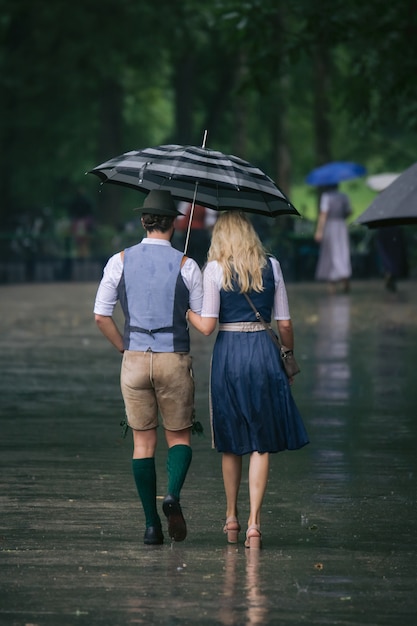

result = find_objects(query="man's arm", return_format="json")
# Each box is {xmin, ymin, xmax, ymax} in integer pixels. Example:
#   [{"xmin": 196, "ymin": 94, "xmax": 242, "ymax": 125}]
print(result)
[{"xmin": 95, "ymin": 314, "xmax": 124, "ymax": 353}]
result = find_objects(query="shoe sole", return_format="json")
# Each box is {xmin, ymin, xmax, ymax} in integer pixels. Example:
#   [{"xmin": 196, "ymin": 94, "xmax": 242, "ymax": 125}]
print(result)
[{"xmin": 163, "ymin": 499, "xmax": 187, "ymax": 542}]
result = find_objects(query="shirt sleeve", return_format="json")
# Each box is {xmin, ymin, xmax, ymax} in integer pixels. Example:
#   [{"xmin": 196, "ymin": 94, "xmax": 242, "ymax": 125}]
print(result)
[
  {"xmin": 201, "ymin": 261, "xmax": 222, "ymax": 318},
  {"xmin": 270, "ymin": 257, "xmax": 291, "ymax": 320},
  {"xmin": 93, "ymin": 253, "xmax": 123, "ymax": 316},
  {"xmin": 201, "ymin": 259, "xmax": 291, "ymax": 320},
  {"xmin": 181, "ymin": 258, "xmax": 203, "ymax": 314},
  {"xmin": 320, "ymin": 192, "xmax": 331, "ymax": 213},
  {"xmin": 204, "ymin": 208, "xmax": 218, "ymax": 228}
]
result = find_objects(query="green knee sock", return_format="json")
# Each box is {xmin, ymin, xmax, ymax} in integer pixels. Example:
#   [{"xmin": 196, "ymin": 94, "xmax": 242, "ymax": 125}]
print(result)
[
  {"xmin": 132, "ymin": 458, "xmax": 161, "ymax": 529},
  {"xmin": 167, "ymin": 445, "xmax": 192, "ymax": 500}
]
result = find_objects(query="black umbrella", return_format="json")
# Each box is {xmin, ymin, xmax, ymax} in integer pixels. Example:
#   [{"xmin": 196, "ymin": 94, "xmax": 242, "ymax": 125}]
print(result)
[
  {"xmin": 88, "ymin": 143, "xmax": 299, "ymax": 218},
  {"xmin": 356, "ymin": 162, "xmax": 417, "ymax": 227}
]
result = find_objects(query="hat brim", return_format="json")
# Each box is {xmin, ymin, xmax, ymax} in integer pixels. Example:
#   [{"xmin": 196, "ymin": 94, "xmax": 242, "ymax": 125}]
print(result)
[{"xmin": 133, "ymin": 206, "xmax": 183, "ymax": 216}]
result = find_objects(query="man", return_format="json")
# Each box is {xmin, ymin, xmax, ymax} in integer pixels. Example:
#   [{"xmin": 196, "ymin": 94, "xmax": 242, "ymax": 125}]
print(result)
[{"xmin": 94, "ymin": 190, "xmax": 203, "ymax": 545}]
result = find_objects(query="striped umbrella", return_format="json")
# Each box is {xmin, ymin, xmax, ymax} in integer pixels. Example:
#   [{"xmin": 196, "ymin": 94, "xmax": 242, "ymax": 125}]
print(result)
[{"xmin": 88, "ymin": 144, "xmax": 299, "ymax": 218}]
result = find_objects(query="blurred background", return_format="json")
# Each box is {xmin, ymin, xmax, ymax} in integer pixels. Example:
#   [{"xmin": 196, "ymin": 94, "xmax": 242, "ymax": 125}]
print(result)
[{"xmin": 1, "ymin": 0, "xmax": 416, "ymax": 283}]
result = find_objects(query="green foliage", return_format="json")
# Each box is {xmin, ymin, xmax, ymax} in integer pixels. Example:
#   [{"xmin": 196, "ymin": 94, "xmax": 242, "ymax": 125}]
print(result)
[{"xmin": 0, "ymin": 0, "xmax": 416, "ymax": 238}]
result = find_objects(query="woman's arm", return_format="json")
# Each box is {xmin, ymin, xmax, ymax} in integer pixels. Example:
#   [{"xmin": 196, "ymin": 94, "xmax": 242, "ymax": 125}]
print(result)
[
  {"xmin": 187, "ymin": 310, "xmax": 217, "ymax": 336},
  {"xmin": 277, "ymin": 319, "xmax": 294, "ymax": 351},
  {"xmin": 314, "ymin": 211, "xmax": 327, "ymax": 242}
]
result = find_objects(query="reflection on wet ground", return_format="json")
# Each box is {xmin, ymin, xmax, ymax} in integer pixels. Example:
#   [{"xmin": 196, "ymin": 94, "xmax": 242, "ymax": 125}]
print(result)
[{"xmin": 1, "ymin": 281, "xmax": 416, "ymax": 625}]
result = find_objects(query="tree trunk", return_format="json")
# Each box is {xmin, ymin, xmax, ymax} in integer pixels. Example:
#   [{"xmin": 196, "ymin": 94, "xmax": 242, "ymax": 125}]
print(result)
[
  {"xmin": 313, "ymin": 44, "xmax": 332, "ymax": 164},
  {"xmin": 173, "ymin": 54, "xmax": 195, "ymax": 144},
  {"xmin": 312, "ymin": 44, "xmax": 332, "ymax": 211},
  {"xmin": 232, "ymin": 52, "xmax": 248, "ymax": 158},
  {"xmin": 270, "ymin": 8, "xmax": 293, "ymax": 230},
  {"xmin": 95, "ymin": 79, "xmax": 124, "ymax": 225}
]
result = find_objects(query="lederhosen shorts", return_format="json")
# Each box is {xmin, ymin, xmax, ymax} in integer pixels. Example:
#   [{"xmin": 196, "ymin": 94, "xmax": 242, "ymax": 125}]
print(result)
[{"xmin": 120, "ymin": 350, "xmax": 194, "ymax": 431}]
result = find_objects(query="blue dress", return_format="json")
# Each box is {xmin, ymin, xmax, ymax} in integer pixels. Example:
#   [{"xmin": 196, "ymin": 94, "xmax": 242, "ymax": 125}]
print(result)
[{"xmin": 210, "ymin": 260, "xmax": 309, "ymax": 455}]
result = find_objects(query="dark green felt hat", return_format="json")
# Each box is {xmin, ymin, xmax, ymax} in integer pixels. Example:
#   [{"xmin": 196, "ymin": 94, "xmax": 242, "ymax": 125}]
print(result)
[{"xmin": 134, "ymin": 190, "xmax": 183, "ymax": 216}]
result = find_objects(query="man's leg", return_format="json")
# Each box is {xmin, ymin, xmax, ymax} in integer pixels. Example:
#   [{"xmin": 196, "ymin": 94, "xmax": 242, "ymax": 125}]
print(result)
[
  {"xmin": 166, "ymin": 428, "xmax": 192, "ymax": 498},
  {"xmin": 132, "ymin": 428, "xmax": 164, "ymax": 545},
  {"xmin": 162, "ymin": 428, "xmax": 192, "ymax": 541}
]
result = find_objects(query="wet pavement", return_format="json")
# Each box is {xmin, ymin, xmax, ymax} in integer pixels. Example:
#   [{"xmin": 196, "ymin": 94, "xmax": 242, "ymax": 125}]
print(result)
[{"xmin": 1, "ymin": 280, "xmax": 416, "ymax": 626}]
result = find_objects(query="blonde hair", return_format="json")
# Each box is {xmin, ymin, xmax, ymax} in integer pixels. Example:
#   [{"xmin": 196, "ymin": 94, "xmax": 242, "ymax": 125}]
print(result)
[{"xmin": 208, "ymin": 212, "xmax": 267, "ymax": 292}]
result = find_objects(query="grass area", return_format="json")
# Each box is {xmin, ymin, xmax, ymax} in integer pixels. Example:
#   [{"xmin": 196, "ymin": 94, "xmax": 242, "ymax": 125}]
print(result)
[{"xmin": 290, "ymin": 178, "xmax": 377, "ymax": 224}]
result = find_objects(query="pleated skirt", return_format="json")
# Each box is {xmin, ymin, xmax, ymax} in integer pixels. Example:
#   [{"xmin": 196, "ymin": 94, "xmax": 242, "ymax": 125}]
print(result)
[{"xmin": 210, "ymin": 330, "xmax": 309, "ymax": 455}]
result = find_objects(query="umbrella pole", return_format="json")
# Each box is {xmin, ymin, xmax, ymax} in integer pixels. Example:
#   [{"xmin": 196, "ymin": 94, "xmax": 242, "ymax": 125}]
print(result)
[
  {"xmin": 183, "ymin": 184, "xmax": 198, "ymax": 257},
  {"xmin": 184, "ymin": 129, "xmax": 208, "ymax": 255}
]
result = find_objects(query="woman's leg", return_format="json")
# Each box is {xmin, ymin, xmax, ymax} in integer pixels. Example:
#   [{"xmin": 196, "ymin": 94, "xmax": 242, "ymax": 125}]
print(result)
[
  {"xmin": 247, "ymin": 451, "xmax": 269, "ymax": 528},
  {"xmin": 222, "ymin": 452, "xmax": 243, "ymax": 519}
]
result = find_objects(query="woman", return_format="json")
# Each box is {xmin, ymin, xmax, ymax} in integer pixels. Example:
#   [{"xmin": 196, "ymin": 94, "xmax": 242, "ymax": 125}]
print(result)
[
  {"xmin": 188, "ymin": 212, "xmax": 308, "ymax": 549},
  {"xmin": 314, "ymin": 184, "xmax": 352, "ymax": 293}
]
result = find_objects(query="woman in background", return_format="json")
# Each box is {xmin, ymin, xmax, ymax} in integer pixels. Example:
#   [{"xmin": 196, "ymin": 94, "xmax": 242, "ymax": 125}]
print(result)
[
  {"xmin": 314, "ymin": 184, "xmax": 352, "ymax": 293},
  {"xmin": 188, "ymin": 212, "xmax": 308, "ymax": 549}
]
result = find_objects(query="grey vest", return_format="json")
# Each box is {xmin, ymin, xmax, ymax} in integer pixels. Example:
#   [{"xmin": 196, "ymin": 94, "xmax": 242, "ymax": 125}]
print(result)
[{"xmin": 118, "ymin": 242, "xmax": 190, "ymax": 352}]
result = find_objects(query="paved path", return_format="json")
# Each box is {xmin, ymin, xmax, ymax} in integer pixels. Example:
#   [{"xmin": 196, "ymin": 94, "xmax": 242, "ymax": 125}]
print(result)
[{"xmin": 1, "ymin": 281, "xmax": 417, "ymax": 625}]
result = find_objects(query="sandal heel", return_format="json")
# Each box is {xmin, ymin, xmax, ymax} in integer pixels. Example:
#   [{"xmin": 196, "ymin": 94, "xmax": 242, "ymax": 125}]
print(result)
[
  {"xmin": 226, "ymin": 528, "xmax": 239, "ymax": 544},
  {"xmin": 245, "ymin": 524, "xmax": 262, "ymax": 549},
  {"xmin": 246, "ymin": 534, "xmax": 261, "ymax": 549},
  {"xmin": 223, "ymin": 516, "xmax": 241, "ymax": 544}
]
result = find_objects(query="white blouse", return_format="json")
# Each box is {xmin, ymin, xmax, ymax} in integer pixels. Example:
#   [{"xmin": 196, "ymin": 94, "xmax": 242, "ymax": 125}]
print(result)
[{"xmin": 201, "ymin": 257, "xmax": 291, "ymax": 320}]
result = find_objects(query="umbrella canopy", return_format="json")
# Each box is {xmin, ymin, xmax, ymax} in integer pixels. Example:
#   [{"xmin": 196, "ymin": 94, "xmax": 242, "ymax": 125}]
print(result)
[
  {"xmin": 88, "ymin": 144, "xmax": 299, "ymax": 218},
  {"xmin": 366, "ymin": 173, "xmax": 400, "ymax": 192},
  {"xmin": 306, "ymin": 161, "xmax": 366, "ymax": 186},
  {"xmin": 356, "ymin": 162, "xmax": 417, "ymax": 227}
]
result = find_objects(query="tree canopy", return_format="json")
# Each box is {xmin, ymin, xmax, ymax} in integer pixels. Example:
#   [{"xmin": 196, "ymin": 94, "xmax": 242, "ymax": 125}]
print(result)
[{"xmin": 0, "ymin": 0, "xmax": 416, "ymax": 230}]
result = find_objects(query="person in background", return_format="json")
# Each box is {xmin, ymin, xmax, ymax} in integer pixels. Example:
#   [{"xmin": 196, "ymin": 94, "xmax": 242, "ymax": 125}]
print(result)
[
  {"xmin": 69, "ymin": 186, "xmax": 95, "ymax": 259},
  {"xmin": 314, "ymin": 184, "xmax": 352, "ymax": 293},
  {"xmin": 174, "ymin": 202, "xmax": 218, "ymax": 267},
  {"xmin": 374, "ymin": 225, "xmax": 409, "ymax": 292},
  {"xmin": 94, "ymin": 190, "xmax": 203, "ymax": 546},
  {"xmin": 188, "ymin": 211, "xmax": 308, "ymax": 549}
]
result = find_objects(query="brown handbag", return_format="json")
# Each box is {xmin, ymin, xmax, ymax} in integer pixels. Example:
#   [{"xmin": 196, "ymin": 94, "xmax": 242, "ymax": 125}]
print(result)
[{"xmin": 242, "ymin": 292, "xmax": 301, "ymax": 378}]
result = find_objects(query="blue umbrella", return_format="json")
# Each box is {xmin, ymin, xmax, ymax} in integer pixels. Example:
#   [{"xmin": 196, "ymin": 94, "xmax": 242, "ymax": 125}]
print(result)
[{"xmin": 306, "ymin": 161, "xmax": 366, "ymax": 186}]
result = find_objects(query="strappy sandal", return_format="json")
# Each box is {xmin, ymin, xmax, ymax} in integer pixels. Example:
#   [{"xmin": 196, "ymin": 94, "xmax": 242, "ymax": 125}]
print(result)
[
  {"xmin": 245, "ymin": 524, "xmax": 262, "ymax": 549},
  {"xmin": 223, "ymin": 516, "xmax": 241, "ymax": 544}
]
